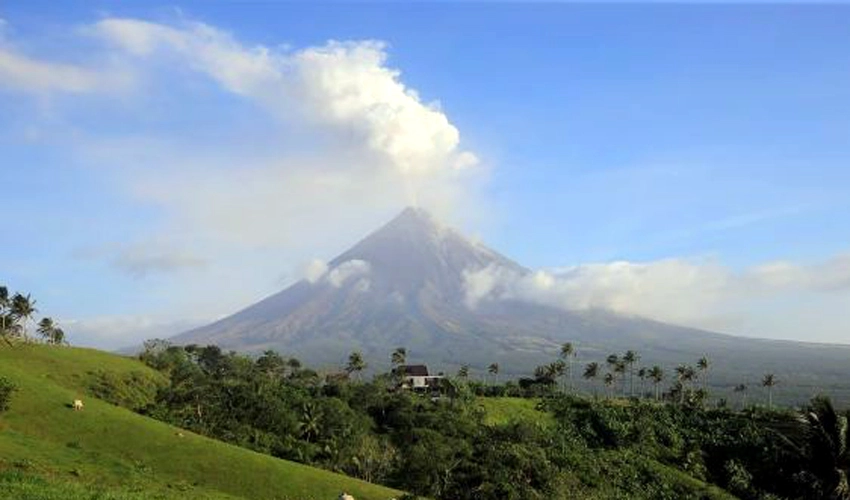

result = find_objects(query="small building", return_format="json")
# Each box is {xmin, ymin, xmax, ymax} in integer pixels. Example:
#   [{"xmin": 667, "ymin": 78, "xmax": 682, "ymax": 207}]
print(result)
[{"xmin": 398, "ymin": 364, "xmax": 442, "ymax": 392}]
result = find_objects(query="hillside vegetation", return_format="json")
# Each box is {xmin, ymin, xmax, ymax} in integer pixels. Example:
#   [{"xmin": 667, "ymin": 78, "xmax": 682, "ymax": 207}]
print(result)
[{"xmin": 0, "ymin": 344, "xmax": 400, "ymax": 500}]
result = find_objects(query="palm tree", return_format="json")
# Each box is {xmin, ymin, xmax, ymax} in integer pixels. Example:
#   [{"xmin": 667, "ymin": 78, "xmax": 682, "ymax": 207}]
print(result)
[
  {"xmin": 793, "ymin": 396, "xmax": 850, "ymax": 499},
  {"xmin": 457, "ymin": 364, "xmax": 470, "ymax": 379},
  {"xmin": 734, "ymin": 383, "xmax": 748, "ymax": 409},
  {"xmin": 697, "ymin": 356, "xmax": 710, "ymax": 392},
  {"xmin": 603, "ymin": 372, "xmax": 615, "ymax": 399},
  {"xmin": 51, "ymin": 327, "xmax": 65, "ymax": 345},
  {"xmin": 584, "ymin": 362, "xmax": 600, "ymax": 396},
  {"xmin": 37, "ymin": 317, "xmax": 56, "ymax": 343},
  {"xmin": 0, "ymin": 286, "xmax": 12, "ymax": 346},
  {"xmin": 552, "ymin": 360, "xmax": 567, "ymax": 390},
  {"xmin": 560, "ymin": 342, "xmax": 576, "ymax": 392},
  {"xmin": 637, "ymin": 367, "xmax": 647, "ymax": 398},
  {"xmin": 391, "ymin": 347, "xmax": 406, "ymax": 368},
  {"xmin": 0, "ymin": 286, "xmax": 9, "ymax": 335},
  {"xmin": 488, "ymin": 363, "xmax": 499, "ymax": 384},
  {"xmin": 346, "ymin": 351, "xmax": 367, "ymax": 381},
  {"xmin": 606, "ymin": 354, "xmax": 625, "ymax": 396},
  {"xmin": 675, "ymin": 364, "xmax": 696, "ymax": 404},
  {"xmin": 762, "ymin": 373, "xmax": 777, "ymax": 409},
  {"xmin": 11, "ymin": 293, "xmax": 36, "ymax": 341},
  {"xmin": 623, "ymin": 350, "xmax": 639, "ymax": 397},
  {"xmin": 648, "ymin": 366, "xmax": 664, "ymax": 401},
  {"xmin": 298, "ymin": 402, "xmax": 321, "ymax": 443},
  {"xmin": 614, "ymin": 360, "xmax": 627, "ymax": 397}
]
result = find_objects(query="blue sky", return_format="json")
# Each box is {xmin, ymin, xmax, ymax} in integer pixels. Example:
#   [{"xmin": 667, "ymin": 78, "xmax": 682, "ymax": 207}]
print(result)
[{"xmin": 1, "ymin": 2, "xmax": 849, "ymax": 347}]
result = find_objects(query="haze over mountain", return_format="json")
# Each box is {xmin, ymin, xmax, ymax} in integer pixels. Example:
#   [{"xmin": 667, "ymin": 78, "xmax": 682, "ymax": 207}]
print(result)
[{"xmin": 175, "ymin": 207, "xmax": 850, "ymax": 405}]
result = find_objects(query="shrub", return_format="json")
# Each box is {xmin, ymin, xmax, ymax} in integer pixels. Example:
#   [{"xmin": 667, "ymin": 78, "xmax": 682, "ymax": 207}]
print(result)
[{"xmin": 0, "ymin": 376, "xmax": 16, "ymax": 414}]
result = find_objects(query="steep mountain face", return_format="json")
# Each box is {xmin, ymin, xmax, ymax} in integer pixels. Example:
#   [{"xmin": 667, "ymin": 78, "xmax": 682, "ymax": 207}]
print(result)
[{"xmin": 174, "ymin": 207, "xmax": 850, "ymax": 406}]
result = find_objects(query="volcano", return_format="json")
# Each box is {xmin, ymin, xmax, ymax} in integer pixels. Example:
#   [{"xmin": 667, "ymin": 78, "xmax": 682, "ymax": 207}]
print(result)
[{"xmin": 173, "ymin": 207, "xmax": 850, "ymax": 405}]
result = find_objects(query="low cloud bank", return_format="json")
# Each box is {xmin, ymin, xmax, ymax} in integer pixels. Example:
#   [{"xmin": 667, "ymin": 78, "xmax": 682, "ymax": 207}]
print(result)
[{"xmin": 464, "ymin": 253, "xmax": 850, "ymax": 341}]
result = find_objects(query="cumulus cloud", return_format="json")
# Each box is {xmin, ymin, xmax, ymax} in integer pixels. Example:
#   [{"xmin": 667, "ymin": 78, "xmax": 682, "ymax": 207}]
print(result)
[
  {"xmin": 92, "ymin": 18, "xmax": 477, "ymax": 176},
  {"xmin": 463, "ymin": 253, "xmax": 850, "ymax": 339}
]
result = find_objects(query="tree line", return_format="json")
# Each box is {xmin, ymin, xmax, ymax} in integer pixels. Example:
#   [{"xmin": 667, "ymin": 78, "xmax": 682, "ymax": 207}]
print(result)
[
  {"xmin": 0, "ymin": 286, "xmax": 67, "ymax": 345},
  {"xmin": 123, "ymin": 340, "xmax": 849, "ymax": 500}
]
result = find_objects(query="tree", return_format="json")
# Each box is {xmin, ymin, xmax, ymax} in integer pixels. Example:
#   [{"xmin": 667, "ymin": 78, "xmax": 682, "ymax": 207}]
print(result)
[
  {"xmin": 584, "ymin": 362, "xmax": 599, "ymax": 396},
  {"xmin": 606, "ymin": 354, "xmax": 626, "ymax": 396},
  {"xmin": 0, "ymin": 286, "xmax": 9, "ymax": 339},
  {"xmin": 603, "ymin": 372, "xmax": 615, "ymax": 399},
  {"xmin": 793, "ymin": 396, "xmax": 850, "ymax": 499},
  {"xmin": 560, "ymin": 342, "xmax": 576, "ymax": 392},
  {"xmin": 697, "ymin": 356, "xmax": 710, "ymax": 392},
  {"xmin": 623, "ymin": 350, "xmax": 639, "ymax": 397},
  {"xmin": 675, "ymin": 364, "xmax": 696, "ymax": 404},
  {"xmin": 391, "ymin": 347, "xmax": 407, "ymax": 368},
  {"xmin": 762, "ymin": 373, "xmax": 777, "ymax": 409},
  {"xmin": 346, "ymin": 351, "xmax": 367, "ymax": 381},
  {"xmin": 648, "ymin": 366, "xmax": 664, "ymax": 401},
  {"xmin": 614, "ymin": 360, "xmax": 627, "ymax": 397},
  {"xmin": 457, "ymin": 364, "xmax": 470, "ymax": 379},
  {"xmin": 51, "ymin": 327, "xmax": 65, "ymax": 345},
  {"xmin": 37, "ymin": 317, "xmax": 56, "ymax": 343},
  {"xmin": 734, "ymin": 383, "xmax": 748, "ymax": 409},
  {"xmin": 10, "ymin": 293, "xmax": 36, "ymax": 341},
  {"xmin": 637, "ymin": 367, "xmax": 647, "ymax": 398},
  {"xmin": 552, "ymin": 360, "xmax": 566, "ymax": 389},
  {"xmin": 488, "ymin": 363, "xmax": 499, "ymax": 384}
]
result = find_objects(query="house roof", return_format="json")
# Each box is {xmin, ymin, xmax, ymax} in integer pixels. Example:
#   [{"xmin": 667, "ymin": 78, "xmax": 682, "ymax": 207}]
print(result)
[{"xmin": 403, "ymin": 365, "xmax": 429, "ymax": 376}]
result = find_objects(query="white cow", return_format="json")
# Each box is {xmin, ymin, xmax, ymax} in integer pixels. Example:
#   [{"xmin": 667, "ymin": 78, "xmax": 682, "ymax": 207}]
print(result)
[
  {"xmin": 338, "ymin": 493, "xmax": 355, "ymax": 500},
  {"xmin": 73, "ymin": 399, "xmax": 84, "ymax": 411}
]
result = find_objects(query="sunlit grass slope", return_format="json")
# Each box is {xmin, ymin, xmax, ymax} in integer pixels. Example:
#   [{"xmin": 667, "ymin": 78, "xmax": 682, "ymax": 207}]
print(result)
[
  {"xmin": 476, "ymin": 397, "xmax": 555, "ymax": 427},
  {"xmin": 0, "ymin": 344, "xmax": 400, "ymax": 500}
]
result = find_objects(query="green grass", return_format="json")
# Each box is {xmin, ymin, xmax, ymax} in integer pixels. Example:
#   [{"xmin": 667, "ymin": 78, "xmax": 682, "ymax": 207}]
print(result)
[
  {"xmin": 0, "ymin": 344, "xmax": 401, "ymax": 500},
  {"xmin": 476, "ymin": 397, "xmax": 555, "ymax": 427}
]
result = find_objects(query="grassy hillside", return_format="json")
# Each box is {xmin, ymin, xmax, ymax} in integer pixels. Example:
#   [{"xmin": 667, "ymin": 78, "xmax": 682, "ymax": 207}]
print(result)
[
  {"xmin": 477, "ymin": 397, "xmax": 554, "ymax": 427},
  {"xmin": 0, "ymin": 344, "xmax": 401, "ymax": 500}
]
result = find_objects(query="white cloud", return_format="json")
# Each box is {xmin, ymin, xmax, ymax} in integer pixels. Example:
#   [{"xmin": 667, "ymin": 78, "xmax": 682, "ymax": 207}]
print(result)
[
  {"xmin": 297, "ymin": 258, "xmax": 371, "ymax": 288},
  {"xmin": 302, "ymin": 258, "xmax": 329, "ymax": 283},
  {"xmin": 73, "ymin": 16, "xmax": 485, "ymax": 266},
  {"xmin": 463, "ymin": 253, "xmax": 850, "ymax": 341},
  {"xmin": 76, "ymin": 243, "xmax": 205, "ymax": 278},
  {"xmin": 0, "ymin": 47, "xmax": 128, "ymax": 94},
  {"xmin": 92, "ymin": 18, "xmax": 477, "ymax": 177},
  {"xmin": 0, "ymin": 20, "xmax": 133, "ymax": 95},
  {"xmin": 62, "ymin": 315, "xmax": 209, "ymax": 350},
  {"xmin": 326, "ymin": 259, "xmax": 371, "ymax": 288}
]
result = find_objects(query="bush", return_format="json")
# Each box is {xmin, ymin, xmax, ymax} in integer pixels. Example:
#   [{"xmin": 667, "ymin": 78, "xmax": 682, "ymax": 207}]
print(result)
[
  {"xmin": 0, "ymin": 376, "xmax": 16, "ymax": 414},
  {"xmin": 86, "ymin": 369, "xmax": 163, "ymax": 411}
]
